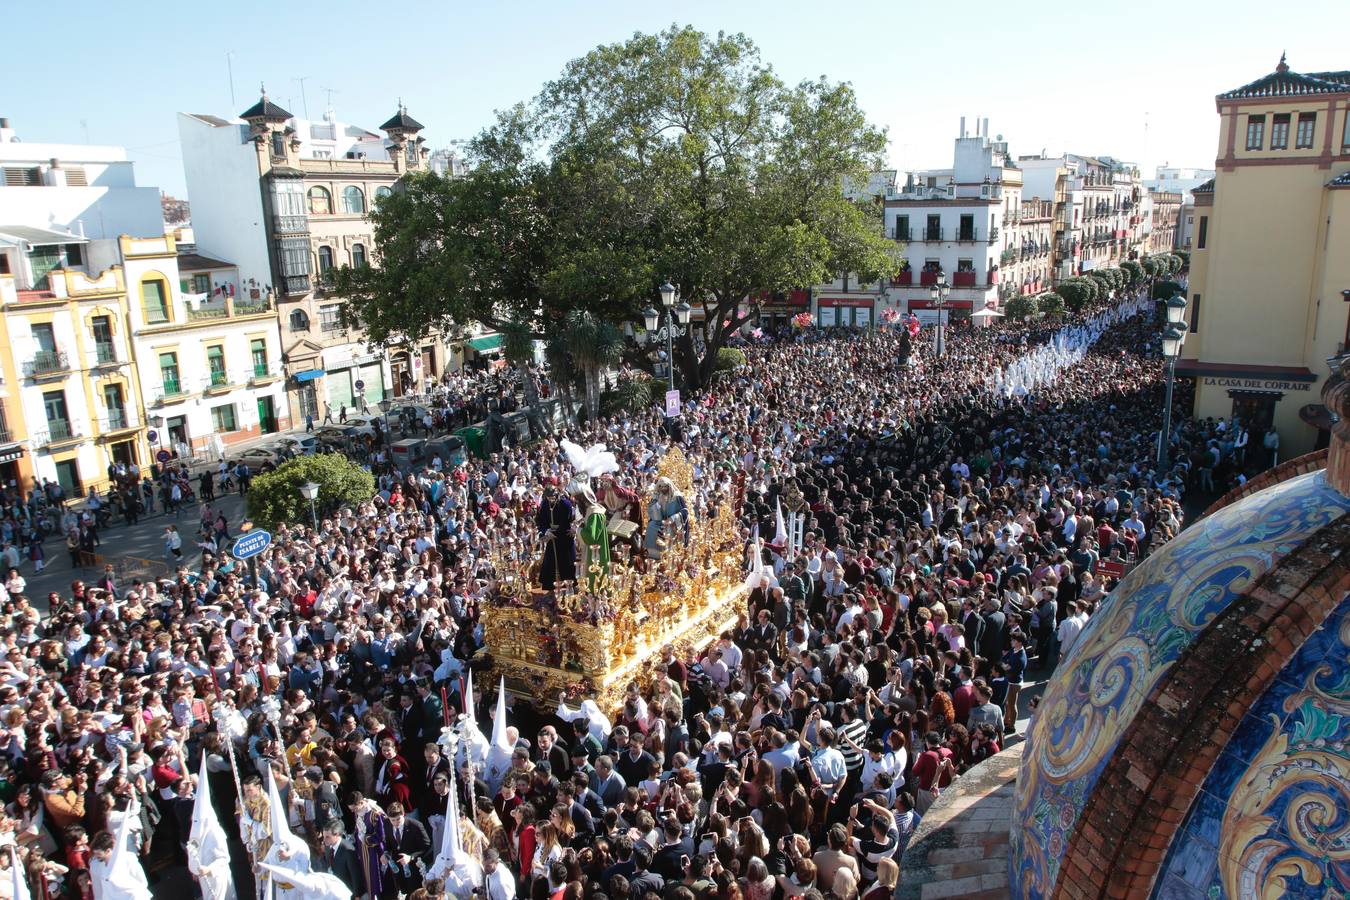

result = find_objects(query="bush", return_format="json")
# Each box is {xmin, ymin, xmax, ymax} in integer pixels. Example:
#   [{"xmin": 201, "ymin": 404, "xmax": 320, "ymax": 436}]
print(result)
[
  {"xmin": 1139, "ymin": 255, "xmax": 1160, "ymax": 277},
  {"xmin": 611, "ymin": 374, "xmax": 653, "ymax": 413},
  {"xmin": 1038, "ymin": 292, "xmax": 1066, "ymax": 319},
  {"xmin": 1005, "ymin": 294, "xmax": 1038, "ymax": 321},
  {"xmin": 1173, "ymin": 249, "xmax": 1190, "ymax": 268},
  {"xmin": 1056, "ymin": 278, "xmax": 1094, "ymax": 312},
  {"xmin": 714, "ymin": 347, "xmax": 747, "ymax": 371},
  {"xmin": 1165, "ymin": 253, "xmax": 1184, "ymax": 275},
  {"xmin": 245, "ymin": 454, "xmax": 375, "ymax": 532},
  {"xmin": 1120, "ymin": 260, "xmax": 1143, "ymax": 286},
  {"xmin": 1152, "ymin": 279, "xmax": 1183, "ymax": 300}
]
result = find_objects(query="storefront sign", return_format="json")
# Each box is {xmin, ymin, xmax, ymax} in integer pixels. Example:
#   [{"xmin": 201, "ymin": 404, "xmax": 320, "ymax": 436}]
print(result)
[{"xmin": 1200, "ymin": 377, "xmax": 1311, "ymax": 392}]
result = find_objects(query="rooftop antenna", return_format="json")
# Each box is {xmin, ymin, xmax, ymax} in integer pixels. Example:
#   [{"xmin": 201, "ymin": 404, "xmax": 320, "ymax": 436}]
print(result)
[
  {"xmin": 226, "ymin": 51, "xmax": 236, "ymax": 108},
  {"xmin": 321, "ymin": 85, "xmax": 340, "ymax": 111},
  {"xmin": 293, "ymin": 75, "xmax": 311, "ymax": 119}
]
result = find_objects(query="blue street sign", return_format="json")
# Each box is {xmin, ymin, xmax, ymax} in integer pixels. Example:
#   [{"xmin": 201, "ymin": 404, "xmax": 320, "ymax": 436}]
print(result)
[{"xmin": 232, "ymin": 530, "xmax": 272, "ymax": 560}]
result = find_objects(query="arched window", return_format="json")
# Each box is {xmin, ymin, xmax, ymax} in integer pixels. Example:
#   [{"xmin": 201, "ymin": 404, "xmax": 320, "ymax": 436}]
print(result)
[
  {"xmin": 289, "ymin": 309, "xmax": 309, "ymax": 331},
  {"xmin": 317, "ymin": 246, "xmax": 334, "ymax": 274},
  {"xmin": 307, "ymin": 186, "xmax": 331, "ymax": 215},
  {"xmin": 341, "ymin": 186, "xmax": 366, "ymax": 214},
  {"xmin": 375, "ymin": 186, "xmax": 393, "ymax": 202},
  {"xmin": 351, "ymin": 243, "xmax": 367, "ymax": 268}
]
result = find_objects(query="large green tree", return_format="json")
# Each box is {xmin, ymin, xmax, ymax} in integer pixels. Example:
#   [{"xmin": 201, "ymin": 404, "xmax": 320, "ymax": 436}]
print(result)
[{"xmin": 335, "ymin": 26, "xmax": 898, "ymax": 389}]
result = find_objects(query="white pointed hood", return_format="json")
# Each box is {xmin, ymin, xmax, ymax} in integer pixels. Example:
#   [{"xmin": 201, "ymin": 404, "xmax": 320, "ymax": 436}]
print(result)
[
  {"xmin": 264, "ymin": 766, "xmax": 312, "ymax": 874},
  {"xmin": 103, "ymin": 803, "xmax": 152, "ymax": 900},
  {"xmin": 256, "ymin": 864, "xmax": 351, "ymax": 900},
  {"xmin": 483, "ymin": 676, "xmax": 513, "ymax": 793},
  {"xmin": 459, "ymin": 673, "xmax": 490, "ymax": 770},
  {"xmin": 427, "ymin": 746, "xmax": 483, "ymax": 897},
  {"xmin": 187, "ymin": 757, "xmax": 235, "ymax": 900},
  {"xmin": 8, "ymin": 844, "xmax": 31, "ymax": 900}
]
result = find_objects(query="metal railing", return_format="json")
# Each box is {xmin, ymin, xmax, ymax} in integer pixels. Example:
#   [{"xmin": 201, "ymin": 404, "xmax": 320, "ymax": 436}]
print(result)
[
  {"xmin": 101, "ymin": 409, "xmax": 134, "ymax": 431},
  {"xmin": 34, "ymin": 419, "xmax": 78, "ymax": 444},
  {"xmin": 25, "ymin": 349, "xmax": 70, "ymax": 377},
  {"xmin": 252, "ymin": 361, "xmax": 283, "ymax": 381},
  {"xmin": 0, "ymin": 428, "xmax": 12, "ymax": 444},
  {"xmin": 94, "ymin": 341, "xmax": 118, "ymax": 365}
]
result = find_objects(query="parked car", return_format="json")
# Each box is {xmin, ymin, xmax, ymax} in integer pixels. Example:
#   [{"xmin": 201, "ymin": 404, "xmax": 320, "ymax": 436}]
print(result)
[
  {"xmin": 268, "ymin": 435, "xmax": 319, "ymax": 457},
  {"xmin": 229, "ymin": 447, "xmax": 282, "ymax": 468},
  {"xmin": 342, "ymin": 415, "xmax": 381, "ymax": 437}
]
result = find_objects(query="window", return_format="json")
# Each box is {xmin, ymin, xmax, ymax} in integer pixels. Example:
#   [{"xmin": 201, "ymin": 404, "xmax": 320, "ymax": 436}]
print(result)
[
  {"xmin": 895, "ymin": 215, "xmax": 909, "ymax": 241},
  {"xmin": 1189, "ymin": 293, "xmax": 1200, "ymax": 333},
  {"xmin": 210, "ymin": 404, "xmax": 238, "ymax": 432},
  {"xmin": 1245, "ymin": 115, "xmax": 1265, "ymax": 150},
  {"xmin": 63, "ymin": 166, "xmax": 87, "ymax": 187},
  {"xmin": 91, "ymin": 316, "xmax": 114, "ymax": 363},
  {"xmin": 341, "ymin": 186, "xmax": 366, "ymax": 214},
  {"xmin": 271, "ymin": 132, "xmax": 286, "ymax": 159},
  {"xmin": 375, "ymin": 186, "xmax": 393, "ymax": 202},
  {"xmin": 272, "ymin": 180, "xmax": 306, "ymax": 218},
  {"xmin": 141, "ymin": 279, "xmax": 170, "ymax": 324},
  {"xmin": 159, "ymin": 352, "xmax": 180, "ymax": 394},
  {"xmin": 191, "ymin": 273, "xmax": 211, "ymax": 294},
  {"xmin": 1197, "ymin": 216, "xmax": 1208, "ymax": 249},
  {"xmin": 319, "ymin": 305, "xmax": 342, "ymax": 332},
  {"xmin": 251, "ymin": 339, "xmax": 269, "ymax": 377},
  {"xmin": 317, "ymin": 246, "xmax": 334, "ymax": 276},
  {"xmin": 925, "ymin": 214, "xmax": 941, "ymax": 241},
  {"xmin": 289, "ymin": 309, "xmax": 309, "ymax": 331},
  {"xmin": 959, "ymin": 214, "xmax": 975, "ymax": 240},
  {"xmin": 308, "ymin": 186, "xmax": 331, "ymax": 215},
  {"xmin": 1296, "ymin": 113, "xmax": 1316, "ymax": 149},
  {"xmin": 43, "ymin": 390, "xmax": 71, "ymax": 439},
  {"xmin": 103, "ymin": 384, "xmax": 127, "ymax": 430},
  {"xmin": 31, "ymin": 323, "xmax": 56, "ymax": 353},
  {"xmin": 64, "ymin": 243, "xmax": 82, "ymax": 266},
  {"xmin": 956, "ymin": 259, "xmax": 974, "ymax": 272},
  {"xmin": 206, "ymin": 345, "xmax": 226, "ymax": 386},
  {"xmin": 1271, "ymin": 114, "xmax": 1290, "ymax": 150},
  {"xmin": 351, "ymin": 243, "xmax": 367, "ymax": 268},
  {"xmin": 3, "ymin": 167, "xmax": 40, "ymax": 186}
]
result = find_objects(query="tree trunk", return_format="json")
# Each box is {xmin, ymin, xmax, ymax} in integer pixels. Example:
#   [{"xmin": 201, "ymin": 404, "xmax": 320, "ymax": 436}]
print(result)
[
  {"xmin": 521, "ymin": 368, "xmax": 549, "ymax": 436},
  {"xmin": 584, "ymin": 366, "xmax": 601, "ymax": 422}
]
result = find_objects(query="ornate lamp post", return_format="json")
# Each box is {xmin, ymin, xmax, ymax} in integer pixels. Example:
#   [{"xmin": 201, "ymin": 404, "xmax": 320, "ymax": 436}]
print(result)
[
  {"xmin": 643, "ymin": 281, "xmax": 691, "ymax": 393},
  {"xmin": 929, "ymin": 276, "xmax": 950, "ymax": 358},
  {"xmin": 1157, "ymin": 293, "xmax": 1188, "ymax": 471},
  {"xmin": 299, "ymin": 480, "xmax": 320, "ymax": 530}
]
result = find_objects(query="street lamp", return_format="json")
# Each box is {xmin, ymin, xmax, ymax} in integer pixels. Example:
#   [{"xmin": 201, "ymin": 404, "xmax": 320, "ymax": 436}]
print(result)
[
  {"xmin": 1157, "ymin": 309, "xmax": 1187, "ymax": 472},
  {"xmin": 646, "ymin": 282, "xmax": 689, "ymax": 393},
  {"xmin": 299, "ymin": 480, "xmax": 320, "ymax": 530},
  {"xmin": 930, "ymin": 276, "xmax": 950, "ymax": 358},
  {"xmin": 378, "ymin": 398, "xmax": 392, "ymax": 434}
]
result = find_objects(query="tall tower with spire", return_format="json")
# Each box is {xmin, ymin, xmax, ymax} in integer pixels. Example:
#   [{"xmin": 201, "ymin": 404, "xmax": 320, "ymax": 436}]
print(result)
[{"xmin": 380, "ymin": 102, "xmax": 426, "ymax": 173}]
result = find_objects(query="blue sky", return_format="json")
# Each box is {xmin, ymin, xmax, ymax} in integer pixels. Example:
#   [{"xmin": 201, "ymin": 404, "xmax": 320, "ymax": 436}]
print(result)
[{"xmin": 3, "ymin": 0, "xmax": 1342, "ymax": 197}]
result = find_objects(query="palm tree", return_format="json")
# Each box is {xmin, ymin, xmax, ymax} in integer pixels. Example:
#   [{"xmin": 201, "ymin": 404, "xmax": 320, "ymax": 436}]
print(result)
[
  {"xmin": 544, "ymin": 336, "xmax": 578, "ymax": 422},
  {"xmin": 562, "ymin": 311, "xmax": 624, "ymax": 423},
  {"xmin": 501, "ymin": 320, "xmax": 548, "ymax": 436}
]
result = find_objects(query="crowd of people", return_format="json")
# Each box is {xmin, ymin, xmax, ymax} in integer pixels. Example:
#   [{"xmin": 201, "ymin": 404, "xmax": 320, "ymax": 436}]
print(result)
[{"xmin": 0, "ymin": 286, "xmax": 1271, "ymax": 900}]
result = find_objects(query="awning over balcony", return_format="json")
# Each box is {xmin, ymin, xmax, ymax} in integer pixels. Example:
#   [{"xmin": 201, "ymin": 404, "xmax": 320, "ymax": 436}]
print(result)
[{"xmin": 0, "ymin": 225, "xmax": 89, "ymax": 247}]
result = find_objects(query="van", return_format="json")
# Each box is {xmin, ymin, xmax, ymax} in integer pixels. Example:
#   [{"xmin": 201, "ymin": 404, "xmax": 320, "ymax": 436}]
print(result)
[{"xmin": 390, "ymin": 438, "xmax": 427, "ymax": 471}]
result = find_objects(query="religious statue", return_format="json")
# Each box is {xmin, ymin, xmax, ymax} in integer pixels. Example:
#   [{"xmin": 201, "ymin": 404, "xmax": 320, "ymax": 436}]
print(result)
[
  {"xmin": 644, "ymin": 477, "xmax": 690, "ymax": 560},
  {"xmin": 597, "ymin": 473, "xmax": 643, "ymax": 554},
  {"xmin": 536, "ymin": 478, "xmax": 575, "ymax": 590},
  {"xmin": 561, "ymin": 440, "xmax": 620, "ymax": 592}
]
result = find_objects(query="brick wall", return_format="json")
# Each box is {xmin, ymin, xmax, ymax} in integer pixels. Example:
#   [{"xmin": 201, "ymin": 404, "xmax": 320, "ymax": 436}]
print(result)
[{"xmin": 1056, "ymin": 510, "xmax": 1350, "ymax": 898}]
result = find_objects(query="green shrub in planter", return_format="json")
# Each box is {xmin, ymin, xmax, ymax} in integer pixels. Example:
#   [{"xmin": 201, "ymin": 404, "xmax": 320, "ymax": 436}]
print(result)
[
  {"xmin": 714, "ymin": 347, "xmax": 747, "ymax": 371},
  {"xmin": 246, "ymin": 454, "xmax": 375, "ymax": 532}
]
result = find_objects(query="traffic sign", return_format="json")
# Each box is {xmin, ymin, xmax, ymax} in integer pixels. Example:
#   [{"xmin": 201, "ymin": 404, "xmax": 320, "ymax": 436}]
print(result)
[
  {"xmin": 147, "ymin": 429, "xmax": 158, "ymax": 444},
  {"xmin": 665, "ymin": 389, "xmax": 681, "ymax": 418},
  {"xmin": 232, "ymin": 530, "xmax": 272, "ymax": 560},
  {"xmin": 355, "ymin": 379, "xmax": 365, "ymax": 391}
]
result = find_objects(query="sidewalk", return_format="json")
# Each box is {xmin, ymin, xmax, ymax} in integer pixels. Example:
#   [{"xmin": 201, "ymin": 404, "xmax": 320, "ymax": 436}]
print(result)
[{"xmin": 23, "ymin": 492, "xmax": 248, "ymax": 610}]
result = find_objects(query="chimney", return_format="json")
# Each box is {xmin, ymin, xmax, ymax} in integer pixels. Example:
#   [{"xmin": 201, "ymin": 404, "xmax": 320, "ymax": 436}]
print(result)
[
  {"xmin": 982, "ymin": 118, "xmax": 989, "ymax": 138},
  {"xmin": 1326, "ymin": 356, "xmax": 1350, "ymax": 496},
  {"xmin": 959, "ymin": 117, "xmax": 966, "ymax": 139}
]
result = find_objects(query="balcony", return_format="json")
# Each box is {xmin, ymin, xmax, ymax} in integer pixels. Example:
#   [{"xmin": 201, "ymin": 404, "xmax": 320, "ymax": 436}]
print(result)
[
  {"xmin": 889, "ymin": 226, "xmax": 911, "ymax": 242},
  {"xmin": 93, "ymin": 341, "xmax": 119, "ymax": 367},
  {"xmin": 272, "ymin": 214, "xmax": 309, "ymax": 235},
  {"xmin": 34, "ymin": 419, "xmax": 80, "ymax": 446},
  {"xmin": 952, "ymin": 271, "xmax": 978, "ymax": 287},
  {"xmin": 919, "ymin": 270, "xmax": 941, "ymax": 286},
  {"xmin": 283, "ymin": 275, "xmax": 311, "ymax": 296},
  {"xmin": 99, "ymin": 409, "xmax": 138, "ymax": 434},
  {"xmin": 202, "ymin": 370, "xmax": 237, "ymax": 393},
  {"xmin": 184, "ymin": 294, "xmax": 275, "ymax": 322},
  {"xmin": 892, "ymin": 271, "xmax": 913, "ymax": 286},
  {"xmin": 251, "ymin": 361, "xmax": 284, "ymax": 384},
  {"xmin": 988, "ymin": 226, "xmax": 999, "ymax": 242},
  {"xmin": 152, "ymin": 381, "xmax": 191, "ymax": 406},
  {"xmin": 24, "ymin": 350, "xmax": 71, "ymax": 379},
  {"xmin": 920, "ymin": 228, "xmax": 944, "ymax": 242}
]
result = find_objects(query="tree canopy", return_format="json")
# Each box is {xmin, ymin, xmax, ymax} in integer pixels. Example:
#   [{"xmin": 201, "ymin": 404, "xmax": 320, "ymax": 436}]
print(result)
[{"xmin": 334, "ymin": 26, "xmax": 899, "ymax": 388}]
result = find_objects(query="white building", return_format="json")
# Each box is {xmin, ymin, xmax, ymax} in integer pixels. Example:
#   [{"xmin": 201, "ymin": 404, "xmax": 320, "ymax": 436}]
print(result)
[
  {"xmin": 878, "ymin": 120, "xmax": 1022, "ymax": 320},
  {"xmin": 179, "ymin": 96, "xmax": 449, "ymax": 425}
]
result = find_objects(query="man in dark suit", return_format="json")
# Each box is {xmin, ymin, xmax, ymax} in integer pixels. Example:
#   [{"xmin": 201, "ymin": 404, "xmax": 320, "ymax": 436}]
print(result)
[
  {"xmin": 961, "ymin": 598, "xmax": 986, "ymax": 654},
  {"xmin": 385, "ymin": 802, "xmax": 432, "ymax": 896},
  {"xmin": 416, "ymin": 680, "xmax": 444, "ymax": 747},
  {"xmin": 979, "ymin": 595, "xmax": 1009, "ymax": 666},
  {"xmin": 315, "ymin": 822, "xmax": 364, "ymax": 898},
  {"xmin": 397, "ymin": 692, "xmax": 425, "ymax": 754}
]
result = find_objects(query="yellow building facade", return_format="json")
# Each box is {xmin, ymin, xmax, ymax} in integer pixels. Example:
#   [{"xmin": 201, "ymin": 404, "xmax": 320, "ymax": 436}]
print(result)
[{"xmin": 1180, "ymin": 57, "xmax": 1350, "ymax": 457}]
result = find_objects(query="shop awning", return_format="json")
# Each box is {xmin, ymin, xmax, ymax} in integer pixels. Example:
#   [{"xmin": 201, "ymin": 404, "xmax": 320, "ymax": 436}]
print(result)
[
  {"xmin": 467, "ymin": 334, "xmax": 503, "ymax": 353},
  {"xmin": 292, "ymin": 368, "xmax": 325, "ymax": 382}
]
